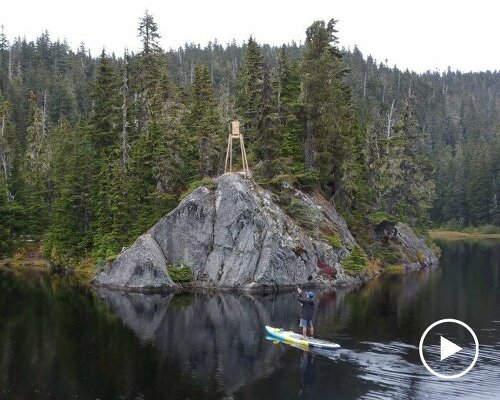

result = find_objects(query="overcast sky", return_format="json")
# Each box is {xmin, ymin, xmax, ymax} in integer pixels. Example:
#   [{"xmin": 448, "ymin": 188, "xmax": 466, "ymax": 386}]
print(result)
[{"xmin": 2, "ymin": 0, "xmax": 499, "ymax": 73}]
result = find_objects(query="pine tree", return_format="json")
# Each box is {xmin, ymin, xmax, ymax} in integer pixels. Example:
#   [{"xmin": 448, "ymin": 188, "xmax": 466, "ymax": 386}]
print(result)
[
  {"xmin": 254, "ymin": 64, "xmax": 281, "ymax": 178},
  {"xmin": 377, "ymin": 90, "xmax": 436, "ymax": 225},
  {"xmin": 0, "ymin": 174, "xmax": 24, "ymax": 257},
  {"xmin": 90, "ymin": 50, "xmax": 121, "ymax": 154},
  {"xmin": 45, "ymin": 121, "xmax": 95, "ymax": 264},
  {"xmin": 22, "ymin": 93, "xmax": 49, "ymax": 236},
  {"xmin": 138, "ymin": 10, "xmax": 161, "ymax": 56},
  {"xmin": 466, "ymin": 147, "xmax": 492, "ymax": 225},
  {"xmin": 301, "ymin": 19, "xmax": 368, "ymax": 209},
  {"xmin": 127, "ymin": 11, "xmax": 188, "ymax": 236},
  {"xmin": 276, "ymin": 47, "xmax": 304, "ymax": 173},
  {"xmin": 237, "ymin": 36, "xmax": 263, "ymax": 149},
  {"xmin": 186, "ymin": 64, "xmax": 223, "ymax": 178}
]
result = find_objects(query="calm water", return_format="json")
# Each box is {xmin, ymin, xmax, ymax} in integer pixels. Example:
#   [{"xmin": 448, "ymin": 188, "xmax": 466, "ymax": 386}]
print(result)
[{"xmin": 0, "ymin": 240, "xmax": 499, "ymax": 399}]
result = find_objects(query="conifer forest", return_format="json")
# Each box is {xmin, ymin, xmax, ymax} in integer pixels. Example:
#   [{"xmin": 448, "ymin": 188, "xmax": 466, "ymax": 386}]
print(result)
[{"xmin": 0, "ymin": 12, "xmax": 499, "ymax": 266}]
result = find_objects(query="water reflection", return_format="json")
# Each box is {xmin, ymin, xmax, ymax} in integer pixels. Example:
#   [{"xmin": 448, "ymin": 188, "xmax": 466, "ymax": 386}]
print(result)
[
  {"xmin": 1, "ymin": 239, "xmax": 499, "ymax": 399},
  {"xmin": 97, "ymin": 289, "xmax": 298, "ymax": 397}
]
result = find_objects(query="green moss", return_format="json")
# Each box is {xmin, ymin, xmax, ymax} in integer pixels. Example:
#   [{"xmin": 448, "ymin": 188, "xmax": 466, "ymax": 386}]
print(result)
[
  {"xmin": 342, "ymin": 245, "xmax": 368, "ymax": 276},
  {"xmin": 167, "ymin": 263, "xmax": 193, "ymax": 282}
]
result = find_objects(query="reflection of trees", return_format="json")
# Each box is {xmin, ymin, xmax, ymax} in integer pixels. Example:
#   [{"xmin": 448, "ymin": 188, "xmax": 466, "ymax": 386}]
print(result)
[{"xmin": 314, "ymin": 266, "xmax": 441, "ymax": 342}]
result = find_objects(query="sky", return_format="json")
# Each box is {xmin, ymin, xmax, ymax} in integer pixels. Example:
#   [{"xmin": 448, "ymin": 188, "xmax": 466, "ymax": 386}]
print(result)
[{"xmin": 1, "ymin": 0, "xmax": 499, "ymax": 73}]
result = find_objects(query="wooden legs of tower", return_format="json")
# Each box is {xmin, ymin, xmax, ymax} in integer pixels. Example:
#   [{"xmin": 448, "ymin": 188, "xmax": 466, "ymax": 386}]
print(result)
[{"xmin": 224, "ymin": 134, "xmax": 249, "ymax": 178}]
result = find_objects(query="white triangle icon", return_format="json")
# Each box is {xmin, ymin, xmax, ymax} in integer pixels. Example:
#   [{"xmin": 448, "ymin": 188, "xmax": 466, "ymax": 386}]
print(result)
[{"xmin": 440, "ymin": 336, "xmax": 462, "ymax": 361}]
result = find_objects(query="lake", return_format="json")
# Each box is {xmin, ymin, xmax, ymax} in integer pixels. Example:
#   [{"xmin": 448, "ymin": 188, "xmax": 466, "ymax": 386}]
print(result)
[{"xmin": 0, "ymin": 239, "xmax": 499, "ymax": 399}]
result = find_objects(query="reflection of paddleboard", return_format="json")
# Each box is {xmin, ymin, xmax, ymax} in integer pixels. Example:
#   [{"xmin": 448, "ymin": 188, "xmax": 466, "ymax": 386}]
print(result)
[{"xmin": 265, "ymin": 326, "xmax": 340, "ymax": 350}]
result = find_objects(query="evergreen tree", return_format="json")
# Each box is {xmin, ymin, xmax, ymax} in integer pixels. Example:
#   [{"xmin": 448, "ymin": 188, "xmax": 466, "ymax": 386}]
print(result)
[
  {"xmin": 127, "ymin": 12, "xmax": 188, "ymax": 236},
  {"xmin": 186, "ymin": 64, "xmax": 223, "ymax": 178},
  {"xmin": 254, "ymin": 63, "xmax": 281, "ymax": 178},
  {"xmin": 45, "ymin": 121, "xmax": 95, "ymax": 264},
  {"xmin": 276, "ymin": 47, "xmax": 304, "ymax": 173},
  {"xmin": 377, "ymin": 90, "xmax": 436, "ymax": 225},
  {"xmin": 237, "ymin": 36, "xmax": 263, "ymax": 148},
  {"xmin": 90, "ymin": 50, "xmax": 121, "ymax": 154},
  {"xmin": 301, "ymin": 19, "xmax": 368, "ymax": 210},
  {"xmin": 138, "ymin": 10, "xmax": 161, "ymax": 55},
  {"xmin": 22, "ymin": 93, "xmax": 49, "ymax": 236}
]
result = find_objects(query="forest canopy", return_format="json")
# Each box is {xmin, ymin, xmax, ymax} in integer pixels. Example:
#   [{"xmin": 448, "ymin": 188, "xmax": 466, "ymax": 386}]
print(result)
[{"xmin": 0, "ymin": 12, "xmax": 498, "ymax": 265}]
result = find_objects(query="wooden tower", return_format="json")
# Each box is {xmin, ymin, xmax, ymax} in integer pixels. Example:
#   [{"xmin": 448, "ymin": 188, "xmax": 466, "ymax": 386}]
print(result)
[{"xmin": 224, "ymin": 120, "xmax": 249, "ymax": 177}]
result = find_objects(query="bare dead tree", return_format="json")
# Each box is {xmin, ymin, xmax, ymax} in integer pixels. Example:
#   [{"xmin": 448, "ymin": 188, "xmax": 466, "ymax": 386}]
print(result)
[
  {"xmin": 8, "ymin": 49, "xmax": 12, "ymax": 81},
  {"xmin": 363, "ymin": 70, "xmax": 367, "ymax": 98},
  {"xmin": 386, "ymin": 99, "xmax": 396, "ymax": 139},
  {"xmin": 42, "ymin": 90, "xmax": 48, "ymax": 139},
  {"xmin": 121, "ymin": 49, "xmax": 130, "ymax": 168},
  {"xmin": 0, "ymin": 114, "xmax": 8, "ymax": 183}
]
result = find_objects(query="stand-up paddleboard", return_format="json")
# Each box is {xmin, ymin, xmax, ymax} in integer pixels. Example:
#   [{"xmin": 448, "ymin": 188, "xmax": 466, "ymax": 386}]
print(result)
[{"xmin": 265, "ymin": 326, "xmax": 340, "ymax": 350}]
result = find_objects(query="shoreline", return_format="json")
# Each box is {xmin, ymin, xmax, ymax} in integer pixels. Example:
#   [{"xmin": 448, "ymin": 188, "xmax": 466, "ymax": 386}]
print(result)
[{"xmin": 429, "ymin": 230, "xmax": 500, "ymax": 240}]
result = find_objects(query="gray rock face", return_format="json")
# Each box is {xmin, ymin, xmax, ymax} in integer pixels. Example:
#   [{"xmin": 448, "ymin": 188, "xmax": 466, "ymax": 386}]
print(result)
[
  {"xmin": 374, "ymin": 221, "xmax": 439, "ymax": 270},
  {"xmin": 93, "ymin": 173, "xmax": 438, "ymax": 291},
  {"xmin": 92, "ymin": 233, "xmax": 176, "ymax": 290}
]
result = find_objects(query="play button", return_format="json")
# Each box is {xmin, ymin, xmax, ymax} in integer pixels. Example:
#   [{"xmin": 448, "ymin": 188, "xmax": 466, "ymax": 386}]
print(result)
[
  {"xmin": 419, "ymin": 318, "xmax": 479, "ymax": 379},
  {"xmin": 440, "ymin": 336, "xmax": 462, "ymax": 361}
]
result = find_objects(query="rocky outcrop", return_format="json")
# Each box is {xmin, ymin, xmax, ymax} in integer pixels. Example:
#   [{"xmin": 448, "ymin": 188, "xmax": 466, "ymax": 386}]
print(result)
[
  {"xmin": 93, "ymin": 173, "xmax": 438, "ymax": 291},
  {"xmin": 93, "ymin": 233, "xmax": 176, "ymax": 290},
  {"xmin": 374, "ymin": 221, "xmax": 439, "ymax": 270}
]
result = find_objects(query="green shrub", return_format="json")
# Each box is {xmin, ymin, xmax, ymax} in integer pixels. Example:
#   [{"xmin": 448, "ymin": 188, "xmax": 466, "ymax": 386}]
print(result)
[
  {"xmin": 369, "ymin": 243, "xmax": 401, "ymax": 265},
  {"xmin": 180, "ymin": 177, "xmax": 216, "ymax": 200},
  {"xmin": 167, "ymin": 263, "xmax": 193, "ymax": 282},
  {"xmin": 367, "ymin": 212, "xmax": 398, "ymax": 225},
  {"xmin": 296, "ymin": 171, "xmax": 321, "ymax": 191},
  {"xmin": 342, "ymin": 245, "xmax": 368, "ymax": 276},
  {"xmin": 323, "ymin": 233, "xmax": 342, "ymax": 249},
  {"xmin": 282, "ymin": 198, "xmax": 316, "ymax": 230}
]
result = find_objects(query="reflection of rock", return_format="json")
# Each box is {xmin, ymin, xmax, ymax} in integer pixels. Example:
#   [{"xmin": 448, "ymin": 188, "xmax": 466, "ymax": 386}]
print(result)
[
  {"xmin": 97, "ymin": 288, "xmax": 173, "ymax": 342},
  {"xmin": 96, "ymin": 288, "xmax": 305, "ymax": 395}
]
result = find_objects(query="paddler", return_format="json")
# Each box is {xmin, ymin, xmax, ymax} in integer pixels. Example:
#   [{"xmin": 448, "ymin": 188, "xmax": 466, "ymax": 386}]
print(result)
[{"xmin": 297, "ymin": 288, "xmax": 315, "ymax": 338}]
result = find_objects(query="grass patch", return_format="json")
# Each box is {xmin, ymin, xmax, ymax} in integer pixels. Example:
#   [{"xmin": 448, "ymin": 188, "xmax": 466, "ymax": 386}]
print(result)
[
  {"xmin": 167, "ymin": 263, "xmax": 193, "ymax": 283},
  {"xmin": 385, "ymin": 264, "xmax": 405, "ymax": 273},
  {"xmin": 429, "ymin": 230, "xmax": 500, "ymax": 240}
]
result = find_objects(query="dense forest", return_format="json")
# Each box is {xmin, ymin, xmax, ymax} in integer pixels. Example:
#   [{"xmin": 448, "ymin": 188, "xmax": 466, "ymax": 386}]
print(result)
[{"xmin": 0, "ymin": 12, "xmax": 498, "ymax": 267}]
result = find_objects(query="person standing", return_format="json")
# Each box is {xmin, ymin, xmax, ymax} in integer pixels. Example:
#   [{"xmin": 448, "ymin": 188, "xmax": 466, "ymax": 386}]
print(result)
[{"xmin": 297, "ymin": 288, "xmax": 315, "ymax": 338}]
